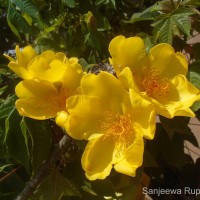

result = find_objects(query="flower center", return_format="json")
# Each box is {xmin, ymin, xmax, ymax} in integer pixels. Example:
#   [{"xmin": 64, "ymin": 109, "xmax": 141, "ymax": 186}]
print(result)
[
  {"xmin": 135, "ymin": 67, "xmax": 169, "ymax": 99},
  {"xmin": 44, "ymin": 82, "xmax": 68, "ymax": 113},
  {"xmin": 98, "ymin": 111, "xmax": 133, "ymax": 145}
]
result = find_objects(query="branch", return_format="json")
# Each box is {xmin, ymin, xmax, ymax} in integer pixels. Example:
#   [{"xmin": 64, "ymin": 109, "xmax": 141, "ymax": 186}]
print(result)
[{"xmin": 15, "ymin": 134, "xmax": 71, "ymax": 200}]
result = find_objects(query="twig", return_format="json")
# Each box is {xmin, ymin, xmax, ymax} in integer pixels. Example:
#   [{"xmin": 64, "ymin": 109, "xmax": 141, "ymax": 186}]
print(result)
[
  {"xmin": 0, "ymin": 166, "xmax": 21, "ymax": 182},
  {"xmin": 14, "ymin": 134, "xmax": 71, "ymax": 200}
]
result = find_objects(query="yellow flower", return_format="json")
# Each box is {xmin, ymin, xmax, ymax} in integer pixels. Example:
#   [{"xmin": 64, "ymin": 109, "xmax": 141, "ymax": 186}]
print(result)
[
  {"xmin": 15, "ymin": 60, "xmax": 84, "ymax": 120},
  {"xmin": 4, "ymin": 45, "xmax": 72, "ymax": 82},
  {"xmin": 109, "ymin": 35, "xmax": 200, "ymax": 118},
  {"xmin": 4, "ymin": 45, "xmax": 37, "ymax": 79},
  {"xmin": 65, "ymin": 72, "xmax": 155, "ymax": 180}
]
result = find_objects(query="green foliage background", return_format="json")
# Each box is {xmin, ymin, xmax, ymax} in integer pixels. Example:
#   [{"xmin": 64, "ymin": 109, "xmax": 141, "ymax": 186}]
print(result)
[{"xmin": 0, "ymin": 0, "xmax": 200, "ymax": 200}]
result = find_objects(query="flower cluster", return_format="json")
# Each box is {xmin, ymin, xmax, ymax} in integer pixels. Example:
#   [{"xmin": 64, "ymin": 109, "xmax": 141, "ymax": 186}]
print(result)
[{"xmin": 5, "ymin": 36, "xmax": 200, "ymax": 180}]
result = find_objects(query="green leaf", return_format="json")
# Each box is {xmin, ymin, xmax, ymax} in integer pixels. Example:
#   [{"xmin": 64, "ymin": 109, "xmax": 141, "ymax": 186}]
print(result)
[
  {"xmin": 44, "ymin": 13, "xmax": 67, "ymax": 34},
  {"xmin": 146, "ymin": 123, "xmax": 197, "ymax": 169},
  {"xmin": 0, "ymin": 86, "xmax": 8, "ymax": 96},
  {"xmin": 110, "ymin": 0, "xmax": 116, "ymax": 9},
  {"xmin": 137, "ymin": 32, "xmax": 153, "ymax": 53},
  {"xmin": 23, "ymin": 118, "xmax": 52, "ymax": 173},
  {"xmin": 0, "ymin": 192, "xmax": 19, "ymax": 200},
  {"xmin": 84, "ymin": 32, "xmax": 101, "ymax": 51},
  {"xmin": 188, "ymin": 61, "xmax": 200, "ymax": 111},
  {"xmin": 126, "ymin": 4, "xmax": 160, "ymax": 24},
  {"xmin": 4, "ymin": 108, "xmax": 30, "ymax": 170},
  {"xmin": 31, "ymin": 168, "xmax": 81, "ymax": 200},
  {"xmin": 62, "ymin": 0, "xmax": 76, "ymax": 8},
  {"xmin": 171, "ymin": 8, "xmax": 194, "ymax": 37},
  {"xmin": 7, "ymin": 5, "xmax": 20, "ymax": 39},
  {"xmin": 7, "ymin": 2, "xmax": 31, "ymax": 37},
  {"xmin": 0, "ymin": 164, "xmax": 14, "ymax": 172},
  {"xmin": 95, "ymin": 0, "xmax": 108, "ymax": 6},
  {"xmin": 143, "ymin": 149, "xmax": 158, "ymax": 167},
  {"xmin": 188, "ymin": 60, "xmax": 200, "ymax": 89},
  {"xmin": 0, "ymin": 169, "xmax": 25, "ymax": 195},
  {"xmin": 12, "ymin": 0, "xmax": 40, "ymax": 20},
  {"xmin": 119, "ymin": 168, "xmax": 143, "ymax": 200},
  {"xmin": 171, "ymin": 131, "xmax": 198, "ymax": 169},
  {"xmin": 0, "ymin": 95, "xmax": 17, "ymax": 158},
  {"xmin": 182, "ymin": 0, "xmax": 200, "ymax": 6},
  {"xmin": 160, "ymin": 116, "xmax": 191, "ymax": 138},
  {"xmin": 90, "ymin": 179, "xmax": 116, "ymax": 196},
  {"xmin": 152, "ymin": 8, "xmax": 194, "ymax": 44},
  {"xmin": 34, "ymin": 37, "xmax": 62, "ymax": 54},
  {"xmin": 152, "ymin": 16, "xmax": 173, "ymax": 44},
  {"xmin": 0, "ymin": 118, "xmax": 8, "ymax": 158},
  {"xmin": 0, "ymin": 95, "xmax": 16, "ymax": 119}
]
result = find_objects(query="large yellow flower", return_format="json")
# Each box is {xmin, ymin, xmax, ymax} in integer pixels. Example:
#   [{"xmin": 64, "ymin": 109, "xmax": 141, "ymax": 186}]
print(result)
[
  {"xmin": 63, "ymin": 72, "xmax": 155, "ymax": 180},
  {"xmin": 4, "ymin": 45, "xmax": 70, "ymax": 82},
  {"xmin": 15, "ymin": 59, "xmax": 84, "ymax": 120},
  {"xmin": 109, "ymin": 35, "xmax": 200, "ymax": 118}
]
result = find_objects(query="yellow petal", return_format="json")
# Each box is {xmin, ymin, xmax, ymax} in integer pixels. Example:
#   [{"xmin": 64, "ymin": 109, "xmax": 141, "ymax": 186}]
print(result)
[
  {"xmin": 39, "ymin": 50, "xmax": 57, "ymax": 63},
  {"xmin": 3, "ymin": 54, "xmax": 15, "ymax": 62},
  {"xmin": 81, "ymin": 136, "xmax": 115, "ymax": 180},
  {"xmin": 114, "ymin": 135, "xmax": 144, "ymax": 177},
  {"xmin": 15, "ymin": 79, "xmax": 57, "ymax": 99},
  {"xmin": 118, "ymin": 67, "xmax": 140, "ymax": 92},
  {"xmin": 62, "ymin": 61, "xmax": 83, "ymax": 96},
  {"xmin": 15, "ymin": 80, "xmax": 65, "ymax": 119},
  {"xmin": 145, "ymin": 75, "xmax": 199, "ymax": 118},
  {"xmin": 7, "ymin": 62, "xmax": 32, "ymax": 79},
  {"xmin": 148, "ymin": 43, "xmax": 188, "ymax": 78},
  {"xmin": 144, "ymin": 95, "xmax": 172, "ymax": 118},
  {"xmin": 66, "ymin": 95, "xmax": 104, "ymax": 140},
  {"xmin": 165, "ymin": 75, "xmax": 199, "ymax": 117},
  {"xmin": 56, "ymin": 52, "xmax": 67, "ymax": 62},
  {"xmin": 40, "ymin": 50, "xmax": 66, "ymax": 63},
  {"xmin": 18, "ymin": 45, "xmax": 37, "ymax": 67},
  {"xmin": 56, "ymin": 111, "xmax": 69, "ymax": 127},
  {"xmin": 16, "ymin": 98, "xmax": 59, "ymax": 120},
  {"xmin": 28, "ymin": 57, "xmax": 67, "ymax": 82},
  {"xmin": 80, "ymin": 72, "xmax": 132, "ymax": 113},
  {"xmin": 4, "ymin": 45, "xmax": 36, "ymax": 79},
  {"xmin": 129, "ymin": 89, "xmax": 156, "ymax": 139},
  {"xmin": 109, "ymin": 35, "xmax": 146, "ymax": 74}
]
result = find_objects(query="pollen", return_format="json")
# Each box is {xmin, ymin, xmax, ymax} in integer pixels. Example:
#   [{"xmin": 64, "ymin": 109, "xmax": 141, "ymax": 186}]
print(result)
[
  {"xmin": 98, "ymin": 111, "xmax": 133, "ymax": 145},
  {"xmin": 139, "ymin": 67, "xmax": 169, "ymax": 99}
]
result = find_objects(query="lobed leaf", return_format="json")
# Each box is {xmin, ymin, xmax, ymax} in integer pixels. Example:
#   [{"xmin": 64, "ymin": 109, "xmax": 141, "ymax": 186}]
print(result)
[{"xmin": 152, "ymin": 7, "xmax": 195, "ymax": 44}]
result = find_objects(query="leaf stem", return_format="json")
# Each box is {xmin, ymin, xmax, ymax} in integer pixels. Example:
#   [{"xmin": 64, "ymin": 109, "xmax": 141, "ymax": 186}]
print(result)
[{"xmin": 14, "ymin": 134, "xmax": 71, "ymax": 200}]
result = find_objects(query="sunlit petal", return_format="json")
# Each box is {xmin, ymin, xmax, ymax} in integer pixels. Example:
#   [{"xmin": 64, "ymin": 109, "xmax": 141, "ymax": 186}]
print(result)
[
  {"xmin": 148, "ymin": 43, "xmax": 188, "ymax": 78},
  {"xmin": 82, "ymin": 136, "xmax": 115, "ymax": 180}
]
